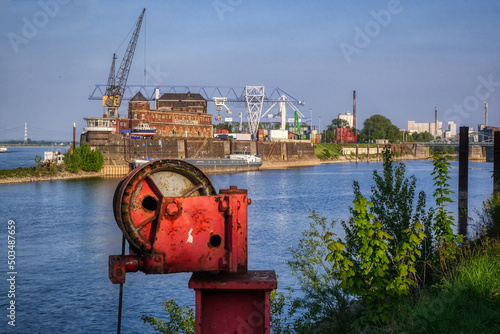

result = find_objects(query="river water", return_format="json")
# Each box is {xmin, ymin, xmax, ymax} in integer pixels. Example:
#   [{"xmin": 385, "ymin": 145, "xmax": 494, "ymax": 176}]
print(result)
[{"xmin": 0, "ymin": 149, "xmax": 494, "ymax": 333}]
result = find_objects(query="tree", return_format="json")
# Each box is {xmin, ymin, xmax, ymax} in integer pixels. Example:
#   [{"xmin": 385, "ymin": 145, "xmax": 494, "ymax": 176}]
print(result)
[
  {"xmin": 360, "ymin": 115, "xmax": 401, "ymax": 143},
  {"xmin": 411, "ymin": 131, "xmax": 434, "ymax": 142},
  {"xmin": 63, "ymin": 143, "xmax": 104, "ymax": 173},
  {"xmin": 327, "ymin": 118, "xmax": 350, "ymax": 131},
  {"xmin": 215, "ymin": 123, "xmax": 232, "ymax": 132}
]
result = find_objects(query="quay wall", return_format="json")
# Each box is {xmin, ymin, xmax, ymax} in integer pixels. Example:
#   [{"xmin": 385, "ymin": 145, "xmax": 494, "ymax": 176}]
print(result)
[{"xmin": 81, "ymin": 133, "xmax": 319, "ymax": 176}]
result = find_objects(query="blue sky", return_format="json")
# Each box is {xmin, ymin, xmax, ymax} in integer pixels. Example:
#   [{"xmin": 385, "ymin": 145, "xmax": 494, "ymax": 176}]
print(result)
[{"xmin": 1, "ymin": 0, "xmax": 499, "ymax": 140}]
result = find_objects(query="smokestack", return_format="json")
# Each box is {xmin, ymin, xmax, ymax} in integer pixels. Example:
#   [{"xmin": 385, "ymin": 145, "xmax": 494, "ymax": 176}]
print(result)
[
  {"xmin": 353, "ymin": 90, "xmax": 356, "ymax": 131},
  {"xmin": 485, "ymin": 102, "xmax": 488, "ymax": 127},
  {"xmin": 435, "ymin": 106, "xmax": 438, "ymax": 137},
  {"xmin": 155, "ymin": 88, "xmax": 160, "ymax": 110}
]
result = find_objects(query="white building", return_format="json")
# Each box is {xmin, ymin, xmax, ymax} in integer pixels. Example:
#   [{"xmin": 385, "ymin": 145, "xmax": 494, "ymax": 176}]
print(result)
[
  {"xmin": 408, "ymin": 120, "xmax": 443, "ymax": 137},
  {"xmin": 338, "ymin": 111, "xmax": 354, "ymax": 128}
]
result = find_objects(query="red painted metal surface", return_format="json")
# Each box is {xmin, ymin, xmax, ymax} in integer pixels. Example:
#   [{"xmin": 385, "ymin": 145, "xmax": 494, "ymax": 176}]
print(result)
[
  {"xmin": 189, "ymin": 271, "xmax": 277, "ymax": 334},
  {"xmin": 109, "ymin": 159, "xmax": 248, "ymax": 282},
  {"xmin": 109, "ymin": 159, "xmax": 276, "ymax": 333}
]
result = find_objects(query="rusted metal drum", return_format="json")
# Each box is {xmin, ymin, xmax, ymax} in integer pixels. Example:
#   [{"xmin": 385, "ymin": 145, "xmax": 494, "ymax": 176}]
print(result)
[{"xmin": 113, "ymin": 159, "xmax": 216, "ymax": 254}]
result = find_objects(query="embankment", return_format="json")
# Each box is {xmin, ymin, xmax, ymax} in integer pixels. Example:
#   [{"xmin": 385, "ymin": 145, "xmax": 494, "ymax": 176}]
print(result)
[
  {"xmin": 0, "ymin": 170, "xmax": 101, "ymax": 184},
  {"xmin": 81, "ymin": 133, "xmax": 320, "ymax": 176}
]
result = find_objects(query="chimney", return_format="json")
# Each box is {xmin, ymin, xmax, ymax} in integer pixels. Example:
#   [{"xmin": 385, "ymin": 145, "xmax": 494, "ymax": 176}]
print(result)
[
  {"xmin": 435, "ymin": 106, "xmax": 438, "ymax": 137},
  {"xmin": 485, "ymin": 102, "xmax": 488, "ymax": 127},
  {"xmin": 155, "ymin": 88, "xmax": 160, "ymax": 110},
  {"xmin": 353, "ymin": 90, "xmax": 356, "ymax": 131}
]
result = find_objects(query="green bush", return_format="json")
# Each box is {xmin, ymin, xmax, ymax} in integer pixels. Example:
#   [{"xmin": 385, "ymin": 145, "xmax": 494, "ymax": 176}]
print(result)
[
  {"xmin": 322, "ymin": 148, "xmax": 460, "ymax": 330},
  {"xmin": 141, "ymin": 299, "xmax": 194, "ymax": 334},
  {"xmin": 476, "ymin": 191, "xmax": 500, "ymax": 238},
  {"xmin": 387, "ymin": 238, "xmax": 500, "ymax": 333},
  {"xmin": 63, "ymin": 144, "xmax": 104, "ymax": 173}
]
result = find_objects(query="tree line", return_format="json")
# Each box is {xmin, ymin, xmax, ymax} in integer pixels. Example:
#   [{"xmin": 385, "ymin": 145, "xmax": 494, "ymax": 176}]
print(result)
[{"xmin": 323, "ymin": 114, "xmax": 436, "ymax": 143}]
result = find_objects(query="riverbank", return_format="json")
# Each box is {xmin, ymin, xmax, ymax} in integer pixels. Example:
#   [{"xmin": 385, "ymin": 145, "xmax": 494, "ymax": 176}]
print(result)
[{"xmin": 0, "ymin": 169, "xmax": 101, "ymax": 184}]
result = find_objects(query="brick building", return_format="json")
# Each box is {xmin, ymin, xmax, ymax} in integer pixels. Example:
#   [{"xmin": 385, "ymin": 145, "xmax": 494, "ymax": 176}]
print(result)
[{"xmin": 127, "ymin": 91, "xmax": 213, "ymax": 138}]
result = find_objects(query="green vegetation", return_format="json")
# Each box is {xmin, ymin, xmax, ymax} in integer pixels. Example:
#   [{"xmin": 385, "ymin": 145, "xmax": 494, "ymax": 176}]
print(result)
[
  {"xmin": 63, "ymin": 143, "xmax": 104, "ymax": 173},
  {"xmin": 429, "ymin": 145, "xmax": 456, "ymax": 155},
  {"xmin": 142, "ymin": 150, "xmax": 499, "ymax": 333},
  {"xmin": 386, "ymin": 238, "xmax": 500, "ymax": 333},
  {"xmin": 0, "ymin": 165, "xmax": 63, "ymax": 179},
  {"xmin": 0, "ymin": 144, "xmax": 104, "ymax": 180},
  {"xmin": 357, "ymin": 114, "xmax": 401, "ymax": 143},
  {"xmin": 476, "ymin": 191, "xmax": 500, "ymax": 238},
  {"xmin": 412, "ymin": 131, "xmax": 434, "ymax": 142},
  {"xmin": 314, "ymin": 143, "xmax": 343, "ymax": 160},
  {"xmin": 0, "ymin": 139, "xmax": 73, "ymax": 146},
  {"xmin": 141, "ymin": 299, "xmax": 195, "ymax": 334}
]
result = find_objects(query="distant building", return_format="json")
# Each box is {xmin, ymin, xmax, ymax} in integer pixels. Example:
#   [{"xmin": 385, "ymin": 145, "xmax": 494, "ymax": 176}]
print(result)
[
  {"xmin": 408, "ymin": 120, "xmax": 443, "ymax": 138},
  {"xmin": 128, "ymin": 91, "xmax": 213, "ymax": 138},
  {"xmin": 338, "ymin": 111, "xmax": 354, "ymax": 128},
  {"xmin": 443, "ymin": 121, "xmax": 457, "ymax": 139}
]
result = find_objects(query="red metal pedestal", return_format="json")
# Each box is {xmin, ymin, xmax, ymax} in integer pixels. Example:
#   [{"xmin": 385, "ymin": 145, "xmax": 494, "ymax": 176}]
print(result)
[{"xmin": 189, "ymin": 270, "xmax": 277, "ymax": 334}]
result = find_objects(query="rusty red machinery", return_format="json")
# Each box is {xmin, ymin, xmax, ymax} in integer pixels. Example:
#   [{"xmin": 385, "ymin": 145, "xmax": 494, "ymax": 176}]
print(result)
[{"xmin": 109, "ymin": 159, "xmax": 276, "ymax": 333}]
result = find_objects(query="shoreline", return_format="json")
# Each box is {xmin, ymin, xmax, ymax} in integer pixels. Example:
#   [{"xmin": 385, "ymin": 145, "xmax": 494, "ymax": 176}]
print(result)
[
  {"xmin": 0, "ymin": 154, "xmax": 487, "ymax": 184},
  {"xmin": 0, "ymin": 170, "xmax": 102, "ymax": 185}
]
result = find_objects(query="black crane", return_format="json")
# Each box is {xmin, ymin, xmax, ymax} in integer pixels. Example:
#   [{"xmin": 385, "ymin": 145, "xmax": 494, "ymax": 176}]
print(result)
[{"xmin": 103, "ymin": 8, "xmax": 145, "ymax": 117}]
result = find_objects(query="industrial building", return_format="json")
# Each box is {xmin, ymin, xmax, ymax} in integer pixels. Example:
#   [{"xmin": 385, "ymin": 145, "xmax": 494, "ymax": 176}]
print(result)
[
  {"xmin": 408, "ymin": 120, "xmax": 443, "ymax": 137},
  {"xmin": 338, "ymin": 111, "xmax": 354, "ymax": 128},
  {"xmin": 128, "ymin": 91, "xmax": 213, "ymax": 138}
]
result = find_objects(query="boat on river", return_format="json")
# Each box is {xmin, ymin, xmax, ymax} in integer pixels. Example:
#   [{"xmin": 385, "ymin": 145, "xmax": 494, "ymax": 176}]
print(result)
[
  {"xmin": 131, "ymin": 152, "xmax": 262, "ymax": 173},
  {"xmin": 0, "ymin": 147, "xmax": 7, "ymax": 153}
]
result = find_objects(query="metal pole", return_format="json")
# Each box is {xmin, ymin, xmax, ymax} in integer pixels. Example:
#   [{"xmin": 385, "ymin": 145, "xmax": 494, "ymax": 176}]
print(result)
[
  {"xmin": 458, "ymin": 126, "xmax": 469, "ymax": 237},
  {"xmin": 494, "ymin": 131, "xmax": 500, "ymax": 194}
]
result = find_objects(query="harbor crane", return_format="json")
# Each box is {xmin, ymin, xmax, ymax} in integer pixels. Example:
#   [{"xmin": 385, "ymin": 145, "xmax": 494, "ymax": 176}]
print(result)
[
  {"xmin": 102, "ymin": 8, "xmax": 145, "ymax": 118},
  {"xmin": 213, "ymin": 97, "xmax": 231, "ymax": 115},
  {"xmin": 90, "ymin": 84, "xmax": 307, "ymax": 136}
]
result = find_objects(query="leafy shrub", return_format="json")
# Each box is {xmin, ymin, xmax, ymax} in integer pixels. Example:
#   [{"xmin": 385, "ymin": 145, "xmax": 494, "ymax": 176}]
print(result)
[
  {"xmin": 475, "ymin": 191, "xmax": 500, "ymax": 238},
  {"xmin": 63, "ymin": 144, "xmax": 104, "ymax": 173},
  {"xmin": 141, "ymin": 299, "xmax": 195, "ymax": 334}
]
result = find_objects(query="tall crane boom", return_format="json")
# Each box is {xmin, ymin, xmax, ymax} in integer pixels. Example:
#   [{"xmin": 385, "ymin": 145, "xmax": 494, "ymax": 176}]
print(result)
[{"xmin": 103, "ymin": 8, "xmax": 145, "ymax": 114}]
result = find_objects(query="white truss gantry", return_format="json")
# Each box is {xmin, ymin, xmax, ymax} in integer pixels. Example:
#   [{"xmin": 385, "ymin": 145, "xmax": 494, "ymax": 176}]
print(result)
[
  {"xmin": 244, "ymin": 86, "xmax": 265, "ymax": 136},
  {"xmin": 213, "ymin": 97, "xmax": 231, "ymax": 114}
]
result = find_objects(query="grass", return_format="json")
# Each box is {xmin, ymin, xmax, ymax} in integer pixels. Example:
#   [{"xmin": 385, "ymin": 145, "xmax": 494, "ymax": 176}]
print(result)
[
  {"xmin": 384, "ymin": 238, "xmax": 500, "ymax": 333},
  {"xmin": 314, "ymin": 143, "xmax": 343, "ymax": 160},
  {"xmin": 0, "ymin": 165, "xmax": 64, "ymax": 179}
]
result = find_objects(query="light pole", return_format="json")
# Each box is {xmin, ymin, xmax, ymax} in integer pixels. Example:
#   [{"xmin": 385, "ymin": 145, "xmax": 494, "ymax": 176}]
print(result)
[{"xmin": 309, "ymin": 108, "xmax": 312, "ymax": 129}]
